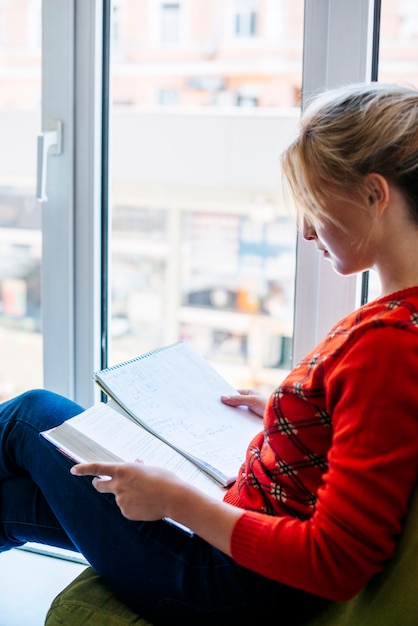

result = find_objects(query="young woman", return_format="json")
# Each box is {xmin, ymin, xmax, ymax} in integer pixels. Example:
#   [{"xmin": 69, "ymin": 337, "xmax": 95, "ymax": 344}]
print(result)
[{"xmin": 1, "ymin": 82, "xmax": 418, "ymax": 625}]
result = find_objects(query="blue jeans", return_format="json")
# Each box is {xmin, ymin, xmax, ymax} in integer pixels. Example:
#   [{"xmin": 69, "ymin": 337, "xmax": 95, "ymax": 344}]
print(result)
[{"xmin": 0, "ymin": 390, "xmax": 329, "ymax": 625}]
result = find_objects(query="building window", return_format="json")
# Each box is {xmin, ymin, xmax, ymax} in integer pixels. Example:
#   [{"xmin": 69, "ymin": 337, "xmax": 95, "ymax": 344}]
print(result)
[
  {"xmin": 160, "ymin": 2, "xmax": 181, "ymax": 44},
  {"xmin": 237, "ymin": 94, "xmax": 258, "ymax": 107},
  {"xmin": 111, "ymin": 0, "xmax": 122, "ymax": 57},
  {"xmin": 158, "ymin": 88, "xmax": 179, "ymax": 105},
  {"xmin": 234, "ymin": 0, "xmax": 257, "ymax": 38}
]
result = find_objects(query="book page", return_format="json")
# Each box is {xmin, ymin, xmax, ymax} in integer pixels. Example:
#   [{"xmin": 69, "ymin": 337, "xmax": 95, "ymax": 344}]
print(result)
[
  {"xmin": 94, "ymin": 342, "xmax": 262, "ymax": 484},
  {"xmin": 42, "ymin": 403, "xmax": 226, "ymax": 501}
]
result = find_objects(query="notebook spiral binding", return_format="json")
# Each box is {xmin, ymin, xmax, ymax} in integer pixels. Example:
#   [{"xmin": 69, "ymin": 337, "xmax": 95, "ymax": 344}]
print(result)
[{"xmin": 93, "ymin": 341, "xmax": 184, "ymax": 377}]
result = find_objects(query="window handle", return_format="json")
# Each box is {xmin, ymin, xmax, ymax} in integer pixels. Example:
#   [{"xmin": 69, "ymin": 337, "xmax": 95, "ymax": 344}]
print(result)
[{"xmin": 36, "ymin": 120, "xmax": 62, "ymax": 202}]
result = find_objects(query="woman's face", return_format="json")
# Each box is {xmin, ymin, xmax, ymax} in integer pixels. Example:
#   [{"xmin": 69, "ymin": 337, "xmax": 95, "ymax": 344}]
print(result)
[{"xmin": 302, "ymin": 199, "xmax": 375, "ymax": 276}]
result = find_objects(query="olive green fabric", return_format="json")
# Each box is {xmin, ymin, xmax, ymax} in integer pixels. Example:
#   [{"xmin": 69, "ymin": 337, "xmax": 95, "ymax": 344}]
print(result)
[
  {"xmin": 307, "ymin": 481, "xmax": 418, "ymax": 626},
  {"xmin": 45, "ymin": 485, "xmax": 418, "ymax": 626},
  {"xmin": 44, "ymin": 567, "xmax": 152, "ymax": 625}
]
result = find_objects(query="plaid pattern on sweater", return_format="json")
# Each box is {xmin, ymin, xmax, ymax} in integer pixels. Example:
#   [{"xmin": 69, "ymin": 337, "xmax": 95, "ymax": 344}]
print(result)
[{"xmin": 225, "ymin": 287, "xmax": 418, "ymax": 520}]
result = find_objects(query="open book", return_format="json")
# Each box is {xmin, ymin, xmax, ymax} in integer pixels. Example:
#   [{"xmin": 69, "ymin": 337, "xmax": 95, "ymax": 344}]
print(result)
[{"xmin": 41, "ymin": 341, "xmax": 262, "ymax": 500}]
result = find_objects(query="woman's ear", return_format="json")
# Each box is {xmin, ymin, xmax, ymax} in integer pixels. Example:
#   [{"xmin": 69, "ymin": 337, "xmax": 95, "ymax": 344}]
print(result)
[{"xmin": 364, "ymin": 173, "xmax": 390, "ymax": 217}]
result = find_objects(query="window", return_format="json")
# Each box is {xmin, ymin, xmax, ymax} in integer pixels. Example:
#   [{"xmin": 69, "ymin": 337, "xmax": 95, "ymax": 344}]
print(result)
[
  {"xmin": 0, "ymin": 0, "xmax": 42, "ymax": 400},
  {"xmin": 111, "ymin": 0, "xmax": 123, "ymax": 59},
  {"xmin": 160, "ymin": 2, "xmax": 181, "ymax": 44},
  {"xmin": 107, "ymin": 0, "xmax": 303, "ymax": 393},
  {"xmin": 158, "ymin": 88, "xmax": 179, "ymax": 105},
  {"xmin": 234, "ymin": 0, "xmax": 257, "ymax": 38},
  {"xmin": 236, "ymin": 94, "xmax": 258, "ymax": 107},
  {"xmin": 0, "ymin": 0, "xmax": 401, "ymax": 410}
]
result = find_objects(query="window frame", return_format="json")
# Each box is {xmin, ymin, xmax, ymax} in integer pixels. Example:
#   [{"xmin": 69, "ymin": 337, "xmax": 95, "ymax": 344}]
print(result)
[
  {"xmin": 41, "ymin": 0, "xmax": 378, "ymax": 406},
  {"xmin": 41, "ymin": 0, "xmax": 103, "ymax": 406}
]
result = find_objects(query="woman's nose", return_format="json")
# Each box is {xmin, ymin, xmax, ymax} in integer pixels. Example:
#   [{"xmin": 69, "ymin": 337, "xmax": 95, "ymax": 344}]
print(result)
[{"xmin": 302, "ymin": 218, "xmax": 316, "ymax": 241}]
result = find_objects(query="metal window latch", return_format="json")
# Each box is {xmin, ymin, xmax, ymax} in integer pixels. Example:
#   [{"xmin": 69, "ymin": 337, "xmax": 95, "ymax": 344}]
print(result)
[{"xmin": 36, "ymin": 119, "xmax": 63, "ymax": 203}]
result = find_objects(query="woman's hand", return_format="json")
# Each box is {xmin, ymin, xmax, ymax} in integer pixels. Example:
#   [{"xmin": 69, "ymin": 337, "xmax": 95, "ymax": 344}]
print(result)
[
  {"xmin": 71, "ymin": 461, "xmax": 182, "ymax": 522},
  {"xmin": 221, "ymin": 388, "xmax": 267, "ymax": 418},
  {"xmin": 70, "ymin": 460, "xmax": 243, "ymax": 556}
]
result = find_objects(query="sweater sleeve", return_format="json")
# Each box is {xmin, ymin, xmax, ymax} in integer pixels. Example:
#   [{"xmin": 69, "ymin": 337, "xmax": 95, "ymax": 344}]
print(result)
[{"xmin": 229, "ymin": 325, "xmax": 418, "ymax": 601}]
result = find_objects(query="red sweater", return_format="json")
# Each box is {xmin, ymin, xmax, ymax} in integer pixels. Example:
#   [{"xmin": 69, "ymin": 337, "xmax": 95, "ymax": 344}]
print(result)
[{"xmin": 224, "ymin": 287, "xmax": 418, "ymax": 601}]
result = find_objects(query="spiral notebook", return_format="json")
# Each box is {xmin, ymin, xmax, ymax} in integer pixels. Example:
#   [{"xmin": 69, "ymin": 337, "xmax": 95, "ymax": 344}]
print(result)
[
  {"xmin": 42, "ymin": 341, "xmax": 261, "ymax": 490},
  {"xmin": 93, "ymin": 341, "xmax": 261, "ymax": 486}
]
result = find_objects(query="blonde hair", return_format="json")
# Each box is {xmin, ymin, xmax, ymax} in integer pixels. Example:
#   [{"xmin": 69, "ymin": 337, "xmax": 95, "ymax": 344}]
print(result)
[{"xmin": 281, "ymin": 82, "xmax": 418, "ymax": 227}]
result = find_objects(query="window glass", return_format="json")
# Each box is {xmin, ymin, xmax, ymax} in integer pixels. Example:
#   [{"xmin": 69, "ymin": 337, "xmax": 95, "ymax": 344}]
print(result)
[
  {"xmin": 0, "ymin": 0, "xmax": 42, "ymax": 401},
  {"xmin": 108, "ymin": 0, "xmax": 304, "ymax": 392}
]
